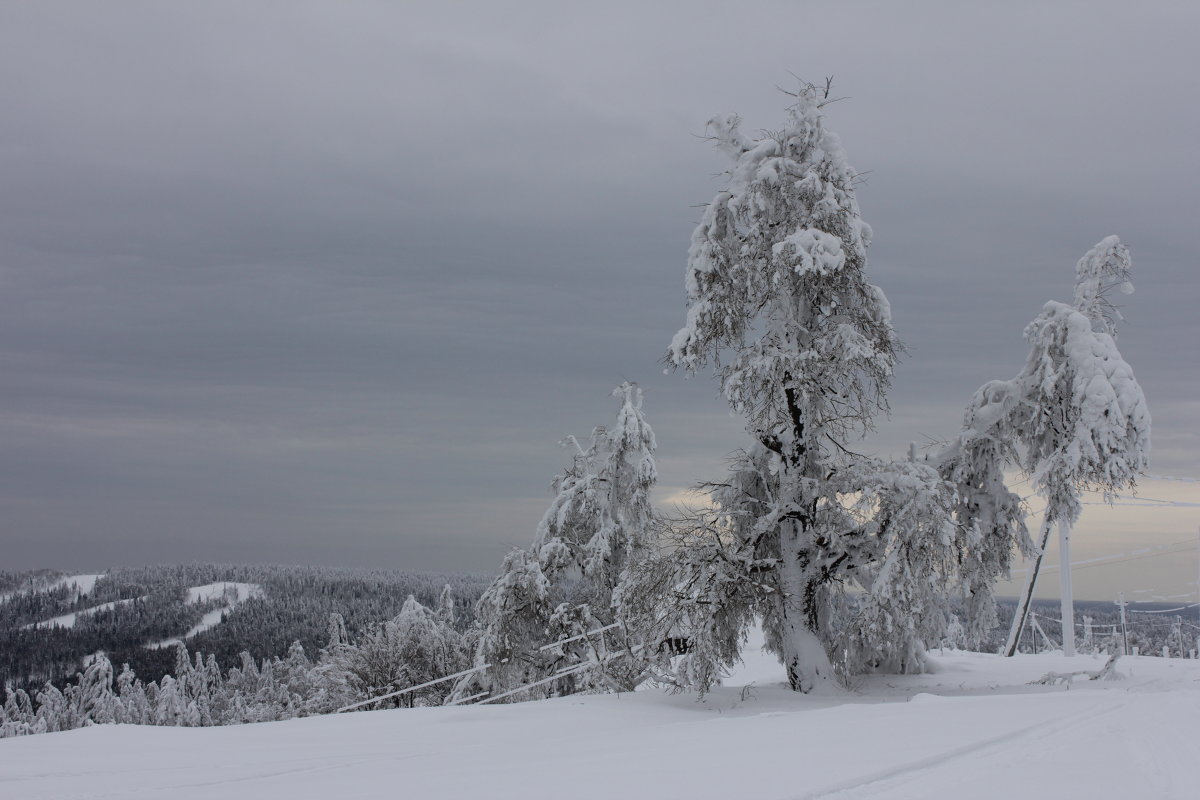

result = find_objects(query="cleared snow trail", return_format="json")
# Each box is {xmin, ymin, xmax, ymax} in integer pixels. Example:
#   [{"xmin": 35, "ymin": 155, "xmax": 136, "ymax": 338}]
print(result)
[
  {"xmin": 146, "ymin": 582, "xmax": 262, "ymax": 649},
  {"xmin": 21, "ymin": 597, "xmax": 143, "ymax": 630}
]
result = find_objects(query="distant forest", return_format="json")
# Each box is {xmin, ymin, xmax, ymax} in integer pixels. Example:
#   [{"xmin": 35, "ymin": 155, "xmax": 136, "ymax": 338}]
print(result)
[
  {"xmin": 3, "ymin": 563, "xmax": 1198, "ymax": 740},
  {"xmin": 4, "ymin": 563, "xmax": 1195, "ymax": 701},
  {"xmin": 0, "ymin": 564, "xmax": 490, "ymax": 695}
]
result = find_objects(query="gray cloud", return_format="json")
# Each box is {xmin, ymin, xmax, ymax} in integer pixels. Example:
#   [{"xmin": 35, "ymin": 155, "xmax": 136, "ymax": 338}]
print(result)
[{"xmin": 0, "ymin": 2, "xmax": 1195, "ymax": 596}]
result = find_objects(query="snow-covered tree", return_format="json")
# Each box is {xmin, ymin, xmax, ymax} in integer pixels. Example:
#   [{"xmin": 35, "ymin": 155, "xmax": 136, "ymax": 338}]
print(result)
[
  {"xmin": 927, "ymin": 237, "xmax": 1148, "ymax": 656},
  {"xmin": 626, "ymin": 85, "xmax": 1148, "ymax": 692},
  {"xmin": 328, "ymin": 595, "xmax": 466, "ymax": 708},
  {"xmin": 650, "ymin": 83, "xmax": 927, "ymax": 692},
  {"xmin": 74, "ymin": 653, "xmax": 118, "ymax": 725},
  {"xmin": 465, "ymin": 549, "xmax": 553, "ymax": 697},
  {"xmin": 1002, "ymin": 238, "xmax": 1148, "ymax": 653},
  {"xmin": 115, "ymin": 664, "xmax": 151, "ymax": 725},
  {"xmin": 461, "ymin": 382, "xmax": 657, "ymax": 700},
  {"xmin": 1, "ymin": 687, "xmax": 35, "ymax": 737}
]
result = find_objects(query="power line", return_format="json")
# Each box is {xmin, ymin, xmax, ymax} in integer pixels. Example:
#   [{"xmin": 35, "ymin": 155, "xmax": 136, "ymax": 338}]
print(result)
[
  {"xmin": 1128, "ymin": 603, "xmax": 1200, "ymax": 615},
  {"xmin": 1010, "ymin": 539, "xmax": 1196, "ymax": 575},
  {"xmin": 1082, "ymin": 500, "xmax": 1200, "ymax": 508}
]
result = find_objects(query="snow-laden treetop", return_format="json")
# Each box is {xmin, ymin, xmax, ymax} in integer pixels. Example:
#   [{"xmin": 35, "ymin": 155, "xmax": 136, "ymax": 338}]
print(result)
[{"xmin": 668, "ymin": 83, "xmax": 896, "ymax": 447}]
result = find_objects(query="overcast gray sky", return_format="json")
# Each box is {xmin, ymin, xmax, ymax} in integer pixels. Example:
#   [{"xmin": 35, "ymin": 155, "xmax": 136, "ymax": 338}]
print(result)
[{"xmin": 1, "ymin": 1, "xmax": 1196, "ymax": 599}]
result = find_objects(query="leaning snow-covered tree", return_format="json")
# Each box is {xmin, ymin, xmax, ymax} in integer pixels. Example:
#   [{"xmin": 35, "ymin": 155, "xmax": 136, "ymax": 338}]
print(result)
[
  {"xmin": 458, "ymin": 382, "xmax": 657, "ymax": 700},
  {"xmin": 926, "ymin": 238, "xmax": 1147, "ymax": 655},
  {"xmin": 1003, "ymin": 238, "xmax": 1147, "ymax": 654}
]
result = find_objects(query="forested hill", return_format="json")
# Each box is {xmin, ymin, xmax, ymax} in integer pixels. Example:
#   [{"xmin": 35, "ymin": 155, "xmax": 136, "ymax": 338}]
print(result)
[{"xmin": 0, "ymin": 564, "xmax": 490, "ymax": 694}]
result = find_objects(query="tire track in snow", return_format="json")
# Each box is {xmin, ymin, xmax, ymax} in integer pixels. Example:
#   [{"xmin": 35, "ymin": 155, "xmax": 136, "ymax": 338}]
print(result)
[{"xmin": 792, "ymin": 697, "xmax": 1129, "ymax": 800}]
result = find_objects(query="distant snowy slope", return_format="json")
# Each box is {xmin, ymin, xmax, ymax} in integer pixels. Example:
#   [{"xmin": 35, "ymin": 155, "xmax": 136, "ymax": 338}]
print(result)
[
  {"xmin": 0, "ymin": 573, "xmax": 103, "ymax": 605},
  {"xmin": 183, "ymin": 582, "xmax": 260, "ymax": 605},
  {"xmin": 146, "ymin": 582, "xmax": 262, "ymax": 650},
  {"xmin": 44, "ymin": 573, "xmax": 103, "ymax": 598},
  {"xmin": 21, "ymin": 597, "xmax": 143, "ymax": 630},
  {"xmin": 3, "ymin": 638, "xmax": 1199, "ymax": 799}
]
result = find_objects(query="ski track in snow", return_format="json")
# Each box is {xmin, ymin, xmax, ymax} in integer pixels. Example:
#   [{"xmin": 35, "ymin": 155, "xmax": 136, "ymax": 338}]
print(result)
[{"xmin": 800, "ymin": 696, "xmax": 1129, "ymax": 799}]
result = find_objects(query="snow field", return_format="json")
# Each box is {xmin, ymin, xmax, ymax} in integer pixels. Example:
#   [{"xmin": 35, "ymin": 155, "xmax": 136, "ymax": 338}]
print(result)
[{"xmin": 3, "ymin": 637, "xmax": 1198, "ymax": 800}]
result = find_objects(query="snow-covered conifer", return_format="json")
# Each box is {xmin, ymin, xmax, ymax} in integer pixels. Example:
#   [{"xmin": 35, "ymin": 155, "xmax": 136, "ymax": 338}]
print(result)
[
  {"xmin": 115, "ymin": 664, "xmax": 151, "ymax": 725},
  {"xmin": 75, "ymin": 652, "xmax": 117, "ymax": 725},
  {"xmin": 333, "ymin": 595, "xmax": 466, "ymax": 708},
  {"xmin": 435, "ymin": 584, "xmax": 456, "ymax": 627},
  {"xmin": 1, "ymin": 688, "xmax": 34, "ymax": 737},
  {"xmin": 464, "ymin": 549, "xmax": 553, "ymax": 698},
  {"xmin": 463, "ymin": 383, "xmax": 657, "ymax": 700}
]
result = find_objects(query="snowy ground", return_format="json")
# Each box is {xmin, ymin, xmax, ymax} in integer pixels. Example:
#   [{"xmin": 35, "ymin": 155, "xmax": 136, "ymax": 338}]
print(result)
[{"xmin": 3, "ymin": 633, "xmax": 1198, "ymax": 799}]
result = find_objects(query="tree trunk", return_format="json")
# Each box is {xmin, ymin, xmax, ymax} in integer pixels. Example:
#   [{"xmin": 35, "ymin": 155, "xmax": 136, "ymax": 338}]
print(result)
[{"xmin": 778, "ymin": 518, "xmax": 834, "ymax": 692}]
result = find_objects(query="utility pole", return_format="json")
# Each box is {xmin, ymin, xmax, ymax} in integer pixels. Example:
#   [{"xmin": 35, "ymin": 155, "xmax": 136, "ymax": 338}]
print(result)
[
  {"xmin": 1004, "ymin": 513, "xmax": 1054, "ymax": 657},
  {"xmin": 1116, "ymin": 592, "xmax": 1129, "ymax": 656},
  {"xmin": 1029, "ymin": 614, "xmax": 1056, "ymax": 653},
  {"xmin": 1058, "ymin": 520, "xmax": 1075, "ymax": 656}
]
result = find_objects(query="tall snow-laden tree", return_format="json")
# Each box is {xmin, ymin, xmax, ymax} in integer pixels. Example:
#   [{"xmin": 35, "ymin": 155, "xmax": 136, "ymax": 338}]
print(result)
[
  {"xmin": 659, "ymin": 83, "xmax": 908, "ymax": 692},
  {"xmin": 460, "ymin": 382, "xmax": 657, "ymax": 700}
]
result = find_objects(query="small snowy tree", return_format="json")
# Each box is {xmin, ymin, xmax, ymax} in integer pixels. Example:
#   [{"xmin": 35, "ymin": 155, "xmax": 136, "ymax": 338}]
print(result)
[
  {"xmin": 465, "ymin": 549, "xmax": 553, "ymax": 697},
  {"xmin": 331, "ymin": 595, "xmax": 465, "ymax": 708},
  {"xmin": 461, "ymin": 382, "xmax": 657, "ymax": 700},
  {"xmin": 74, "ymin": 653, "xmax": 118, "ymax": 725}
]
